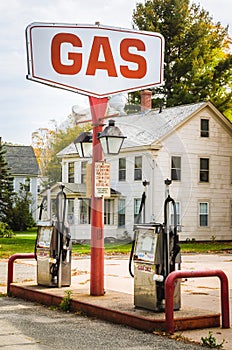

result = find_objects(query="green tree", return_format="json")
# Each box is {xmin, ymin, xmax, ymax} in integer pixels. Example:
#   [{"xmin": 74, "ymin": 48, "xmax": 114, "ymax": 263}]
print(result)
[
  {"xmin": 131, "ymin": 0, "xmax": 232, "ymax": 118},
  {"xmin": 44, "ymin": 124, "xmax": 91, "ymax": 185},
  {"xmin": 0, "ymin": 139, "xmax": 14, "ymax": 223},
  {"xmin": 9, "ymin": 178, "xmax": 34, "ymax": 231}
]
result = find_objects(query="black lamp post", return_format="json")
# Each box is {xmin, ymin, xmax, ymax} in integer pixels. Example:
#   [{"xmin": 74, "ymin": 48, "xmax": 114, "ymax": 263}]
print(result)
[{"xmin": 98, "ymin": 119, "xmax": 126, "ymax": 155}]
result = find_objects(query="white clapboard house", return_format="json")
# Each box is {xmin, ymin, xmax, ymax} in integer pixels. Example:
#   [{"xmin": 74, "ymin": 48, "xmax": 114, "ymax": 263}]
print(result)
[
  {"xmin": 49, "ymin": 99, "xmax": 232, "ymax": 241},
  {"xmin": 4, "ymin": 145, "xmax": 40, "ymax": 221}
]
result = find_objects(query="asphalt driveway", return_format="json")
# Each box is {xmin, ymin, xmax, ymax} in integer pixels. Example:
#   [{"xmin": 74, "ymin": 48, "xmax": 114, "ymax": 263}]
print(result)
[{"xmin": 0, "ymin": 296, "xmax": 202, "ymax": 350}]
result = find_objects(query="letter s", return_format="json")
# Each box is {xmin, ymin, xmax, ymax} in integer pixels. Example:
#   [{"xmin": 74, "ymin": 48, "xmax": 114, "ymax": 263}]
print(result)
[
  {"xmin": 51, "ymin": 33, "xmax": 82, "ymax": 75},
  {"xmin": 120, "ymin": 39, "xmax": 147, "ymax": 79}
]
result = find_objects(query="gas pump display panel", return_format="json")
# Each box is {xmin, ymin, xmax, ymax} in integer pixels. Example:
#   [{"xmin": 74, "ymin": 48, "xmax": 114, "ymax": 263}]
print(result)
[
  {"xmin": 134, "ymin": 227, "xmax": 158, "ymax": 263},
  {"xmin": 37, "ymin": 226, "xmax": 53, "ymax": 248}
]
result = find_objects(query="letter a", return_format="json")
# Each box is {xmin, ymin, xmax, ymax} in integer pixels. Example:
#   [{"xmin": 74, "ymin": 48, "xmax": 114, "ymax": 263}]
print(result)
[{"xmin": 86, "ymin": 37, "xmax": 117, "ymax": 77}]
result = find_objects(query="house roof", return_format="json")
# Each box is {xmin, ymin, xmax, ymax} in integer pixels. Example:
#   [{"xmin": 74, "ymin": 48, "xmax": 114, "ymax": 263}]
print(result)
[
  {"xmin": 117, "ymin": 101, "xmax": 206, "ymax": 148},
  {"xmin": 4, "ymin": 145, "xmax": 40, "ymax": 176},
  {"xmin": 57, "ymin": 101, "xmax": 231, "ymax": 156},
  {"xmin": 57, "ymin": 142, "xmax": 77, "ymax": 157}
]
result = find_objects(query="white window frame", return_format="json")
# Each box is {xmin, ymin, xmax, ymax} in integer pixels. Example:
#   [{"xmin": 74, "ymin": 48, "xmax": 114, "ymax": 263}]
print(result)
[
  {"xmin": 199, "ymin": 202, "xmax": 209, "ymax": 227},
  {"xmin": 118, "ymin": 198, "xmax": 126, "ymax": 227},
  {"xmin": 134, "ymin": 156, "xmax": 142, "ymax": 181},
  {"xmin": 171, "ymin": 156, "xmax": 181, "ymax": 181},
  {"xmin": 119, "ymin": 158, "xmax": 126, "ymax": 181},
  {"xmin": 170, "ymin": 201, "xmax": 181, "ymax": 229},
  {"xmin": 199, "ymin": 158, "xmax": 209, "ymax": 182},
  {"xmin": 81, "ymin": 161, "xmax": 87, "ymax": 184},
  {"xmin": 67, "ymin": 198, "xmax": 75, "ymax": 225},
  {"xmin": 79, "ymin": 198, "xmax": 91, "ymax": 224},
  {"xmin": 104, "ymin": 199, "xmax": 114, "ymax": 225},
  {"xmin": 134, "ymin": 198, "xmax": 142, "ymax": 223},
  {"xmin": 200, "ymin": 118, "xmax": 209, "ymax": 137},
  {"xmin": 68, "ymin": 162, "xmax": 75, "ymax": 183}
]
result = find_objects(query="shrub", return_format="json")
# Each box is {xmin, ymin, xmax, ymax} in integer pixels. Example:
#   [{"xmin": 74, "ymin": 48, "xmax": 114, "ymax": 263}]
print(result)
[{"xmin": 0, "ymin": 222, "xmax": 14, "ymax": 238}]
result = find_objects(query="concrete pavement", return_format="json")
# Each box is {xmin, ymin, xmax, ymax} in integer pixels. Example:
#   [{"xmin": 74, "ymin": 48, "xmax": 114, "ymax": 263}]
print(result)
[{"xmin": 1, "ymin": 253, "xmax": 232, "ymax": 349}]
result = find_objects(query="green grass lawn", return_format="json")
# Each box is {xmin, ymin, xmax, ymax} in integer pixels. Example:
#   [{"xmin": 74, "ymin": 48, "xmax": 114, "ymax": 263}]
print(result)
[
  {"xmin": 180, "ymin": 241, "xmax": 232, "ymax": 253},
  {"xmin": 0, "ymin": 228, "xmax": 37, "ymax": 258},
  {"xmin": 0, "ymin": 228, "xmax": 132, "ymax": 258},
  {"xmin": 1, "ymin": 227, "xmax": 232, "ymax": 259}
]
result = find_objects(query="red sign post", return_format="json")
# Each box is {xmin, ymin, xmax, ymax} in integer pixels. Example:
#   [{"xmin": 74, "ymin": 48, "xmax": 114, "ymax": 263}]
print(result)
[
  {"xmin": 26, "ymin": 22, "xmax": 164, "ymax": 296},
  {"xmin": 89, "ymin": 96, "xmax": 108, "ymax": 296}
]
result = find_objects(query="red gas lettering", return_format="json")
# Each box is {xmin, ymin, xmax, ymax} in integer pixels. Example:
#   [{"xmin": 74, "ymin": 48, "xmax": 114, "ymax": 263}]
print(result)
[
  {"xmin": 86, "ymin": 36, "xmax": 117, "ymax": 77},
  {"xmin": 51, "ymin": 33, "xmax": 82, "ymax": 75},
  {"xmin": 120, "ymin": 38, "xmax": 147, "ymax": 79},
  {"xmin": 51, "ymin": 34, "xmax": 147, "ymax": 79}
]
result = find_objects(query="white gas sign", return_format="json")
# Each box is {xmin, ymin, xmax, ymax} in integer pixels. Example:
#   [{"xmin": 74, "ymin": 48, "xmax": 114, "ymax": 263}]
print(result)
[{"xmin": 26, "ymin": 23, "xmax": 164, "ymax": 97}]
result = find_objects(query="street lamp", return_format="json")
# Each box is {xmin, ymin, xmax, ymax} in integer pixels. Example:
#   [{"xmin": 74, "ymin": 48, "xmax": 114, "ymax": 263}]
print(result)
[
  {"xmin": 98, "ymin": 119, "xmax": 126, "ymax": 155},
  {"xmin": 75, "ymin": 120, "xmax": 126, "ymax": 157},
  {"xmin": 74, "ymin": 113, "xmax": 126, "ymax": 297},
  {"xmin": 74, "ymin": 132, "xmax": 92, "ymax": 158}
]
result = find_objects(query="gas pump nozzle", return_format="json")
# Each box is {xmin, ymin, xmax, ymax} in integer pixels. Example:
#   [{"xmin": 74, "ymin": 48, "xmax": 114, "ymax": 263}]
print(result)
[{"xmin": 164, "ymin": 195, "xmax": 181, "ymax": 275}]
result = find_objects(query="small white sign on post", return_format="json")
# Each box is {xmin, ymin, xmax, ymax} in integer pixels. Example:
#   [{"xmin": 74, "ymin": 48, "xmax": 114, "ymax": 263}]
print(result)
[
  {"xmin": 95, "ymin": 162, "xmax": 110, "ymax": 198},
  {"xmin": 26, "ymin": 23, "xmax": 164, "ymax": 97}
]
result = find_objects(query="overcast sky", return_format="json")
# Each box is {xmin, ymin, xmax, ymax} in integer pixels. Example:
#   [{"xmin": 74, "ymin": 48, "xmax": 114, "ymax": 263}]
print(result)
[{"xmin": 1, "ymin": 0, "xmax": 231, "ymax": 146}]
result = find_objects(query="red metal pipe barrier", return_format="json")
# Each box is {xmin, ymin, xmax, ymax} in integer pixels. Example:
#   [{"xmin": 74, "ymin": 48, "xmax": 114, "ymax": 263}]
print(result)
[
  {"xmin": 165, "ymin": 269, "xmax": 230, "ymax": 334},
  {"xmin": 7, "ymin": 253, "xmax": 35, "ymax": 294}
]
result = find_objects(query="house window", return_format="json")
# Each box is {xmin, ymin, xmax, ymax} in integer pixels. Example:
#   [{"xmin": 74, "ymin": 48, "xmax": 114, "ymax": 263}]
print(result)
[
  {"xmin": 201, "ymin": 119, "xmax": 209, "ymax": 137},
  {"xmin": 199, "ymin": 202, "xmax": 209, "ymax": 227},
  {"xmin": 134, "ymin": 198, "xmax": 142, "ymax": 223},
  {"xmin": 79, "ymin": 199, "xmax": 91, "ymax": 224},
  {"xmin": 171, "ymin": 156, "xmax": 181, "ymax": 181},
  {"xmin": 134, "ymin": 156, "xmax": 142, "ymax": 181},
  {"xmin": 170, "ymin": 201, "xmax": 181, "ymax": 227},
  {"xmin": 119, "ymin": 158, "xmax": 126, "ymax": 181},
  {"xmin": 68, "ymin": 162, "xmax": 75, "ymax": 183},
  {"xmin": 200, "ymin": 158, "xmax": 209, "ymax": 182},
  {"xmin": 67, "ymin": 199, "xmax": 74, "ymax": 225},
  {"xmin": 24, "ymin": 178, "xmax": 31, "ymax": 192},
  {"xmin": 104, "ymin": 199, "xmax": 114, "ymax": 225},
  {"xmin": 118, "ymin": 198, "xmax": 126, "ymax": 227},
  {"xmin": 81, "ymin": 161, "xmax": 87, "ymax": 184}
]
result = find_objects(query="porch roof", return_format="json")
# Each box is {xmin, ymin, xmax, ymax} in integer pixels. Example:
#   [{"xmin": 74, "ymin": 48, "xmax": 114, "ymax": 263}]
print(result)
[{"xmin": 45, "ymin": 182, "xmax": 121, "ymax": 198}]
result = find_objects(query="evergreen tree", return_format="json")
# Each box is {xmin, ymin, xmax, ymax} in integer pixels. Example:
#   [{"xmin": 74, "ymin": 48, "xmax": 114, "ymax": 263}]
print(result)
[
  {"xmin": 131, "ymin": 0, "xmax": 232, "ymax": 118},
  {"xmin": 0, "ymin": 139, "xmax": 14, "ymax": 222}
]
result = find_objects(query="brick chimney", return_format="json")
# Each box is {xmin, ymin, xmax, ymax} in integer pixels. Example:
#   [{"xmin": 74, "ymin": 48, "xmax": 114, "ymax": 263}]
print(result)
[{"xmin": 141, "ymin": 90, "xmax": 152, "ymax": 112}]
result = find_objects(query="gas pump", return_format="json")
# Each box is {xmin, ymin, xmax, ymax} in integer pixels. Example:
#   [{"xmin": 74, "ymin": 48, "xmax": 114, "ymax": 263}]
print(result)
[
  {"xmin": 129, "ymin": 180, "xmax": 181, "ymax": 312},
  {"xmin": 35, "ymin": 186, "xmax": 72, "ymax": 287}
]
